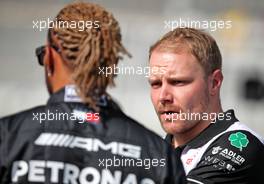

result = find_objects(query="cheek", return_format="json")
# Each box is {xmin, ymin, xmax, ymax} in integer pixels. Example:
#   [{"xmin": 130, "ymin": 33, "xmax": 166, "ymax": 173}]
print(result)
[
  {"xmin": 179, "ymin": 93, "xmax": 194, "ymax": 110},
  {"xmin": 188, "ymin": 86, "xmax": 209, "ymax": 110},
  {"xmin": 150, "ymin": 89, "xmax": 159, "ymax": 106},
  {"xmin": 176, "ymin": 84, "xmax": 206, "ymax": 109}
]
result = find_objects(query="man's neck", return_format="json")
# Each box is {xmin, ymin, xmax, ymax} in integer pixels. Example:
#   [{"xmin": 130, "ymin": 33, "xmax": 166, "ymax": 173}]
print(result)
[
  {"xmin": 172, "ymin": 108, "xmax": 223, "ymax": 148},
  {"xmin": 52, "ymin": 80, "xmax": 74, "ymax": 94}
]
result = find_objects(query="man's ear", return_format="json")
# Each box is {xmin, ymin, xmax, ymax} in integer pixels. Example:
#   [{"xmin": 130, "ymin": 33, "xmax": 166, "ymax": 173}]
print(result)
[
  {"xmin": 44, "ymin": 46, "xmax": 54, "ymax": 76},
  {"xmin": 209, "ymin": 69, "xmax": 223, "ymax": 96}
]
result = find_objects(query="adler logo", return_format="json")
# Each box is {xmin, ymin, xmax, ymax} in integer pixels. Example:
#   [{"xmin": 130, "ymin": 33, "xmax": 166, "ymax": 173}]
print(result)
[
  {"xmin": 220, "ymin": 148, "xmax": 245, "ymax": 165},
  {"xmin": 34, "ymin": 133, "xmax": 141, "ymax": 159}
]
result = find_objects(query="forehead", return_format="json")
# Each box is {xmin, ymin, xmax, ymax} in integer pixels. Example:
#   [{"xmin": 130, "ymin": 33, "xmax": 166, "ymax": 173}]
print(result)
[{"xmin": 149, "ymin": 51, "xmax": 203, "ymax": 76}]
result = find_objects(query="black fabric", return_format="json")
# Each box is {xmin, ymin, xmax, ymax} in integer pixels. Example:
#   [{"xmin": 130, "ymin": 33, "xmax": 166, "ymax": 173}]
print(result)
[
  {"xmin": 0, "ymin": 87, "xmax": 186, "ymax": 184},
  {"xmin": 165, "ymin": 110, "xmax": 237, "ymax": 149},
  {"xmin": 188, "ymin": 130, "xmax": 264, "ymax": 184},
  {"xmin": 186, "ymin": 110, "xmax": 238, "ymax": 149},
  {"xmin": 166, "ymin": 110, "xmax": 264, "ymax": 184}
]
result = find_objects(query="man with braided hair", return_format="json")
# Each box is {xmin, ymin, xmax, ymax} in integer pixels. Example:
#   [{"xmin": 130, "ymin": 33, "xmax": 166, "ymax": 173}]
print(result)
[{"xmin": 0, "ymin": 2, "xmax": 186, "ymax": 184}]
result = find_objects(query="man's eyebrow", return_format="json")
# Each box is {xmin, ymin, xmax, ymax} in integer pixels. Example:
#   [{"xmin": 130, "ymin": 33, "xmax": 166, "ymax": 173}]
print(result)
[
  {"xmin": 167, "ymin": 75, "xmax": 193, "ymax": 82},
  {"xmin": 166, "ymin": 70, "xmax": 188, "ymax": 77},
  {"xmin": 168, "ymin": 75, "xmax": 187, "ymax": 80}
]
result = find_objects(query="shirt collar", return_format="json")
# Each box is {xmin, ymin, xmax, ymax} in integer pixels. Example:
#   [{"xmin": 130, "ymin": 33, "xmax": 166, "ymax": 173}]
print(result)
[
  {"xmin": 165, "ymin": 109, "xmax": 238, "ymax": 149},
  {"xmin": 47, "ymin": 85, "xmax": 109, "ymax": 107}
]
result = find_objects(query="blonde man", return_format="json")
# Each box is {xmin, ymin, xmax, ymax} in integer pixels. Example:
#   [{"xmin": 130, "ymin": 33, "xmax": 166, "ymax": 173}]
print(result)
[{"xmin": 149, "ymin": 27, "xmax": 264, "ymax": 183}]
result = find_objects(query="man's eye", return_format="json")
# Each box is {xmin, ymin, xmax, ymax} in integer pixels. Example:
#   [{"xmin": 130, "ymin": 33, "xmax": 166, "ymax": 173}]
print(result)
[
  {"xmin": 170, "ymin": 80, "xmax": 186, "ymax": 85},
  {"xmin": 150, "ymin": 82, "xmax": 161, "ymax": 88}
]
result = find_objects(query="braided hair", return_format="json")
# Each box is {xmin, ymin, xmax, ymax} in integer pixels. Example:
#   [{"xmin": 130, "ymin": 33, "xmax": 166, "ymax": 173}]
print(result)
[{"xmin": 49, "ymin": 2, "xmax": 130, "ymax": 110}]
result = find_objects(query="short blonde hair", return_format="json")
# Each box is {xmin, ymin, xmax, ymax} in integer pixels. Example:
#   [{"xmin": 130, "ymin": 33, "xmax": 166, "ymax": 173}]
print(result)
[{"xmin": 149, "ymin": 27, "xmax": 222, "ymax": 76}]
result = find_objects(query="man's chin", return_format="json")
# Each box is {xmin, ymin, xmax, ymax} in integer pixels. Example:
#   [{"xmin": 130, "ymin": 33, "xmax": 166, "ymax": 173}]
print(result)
[{"xmin": 161, "ymin": 120, "xmax": 189, "ymax": 135}]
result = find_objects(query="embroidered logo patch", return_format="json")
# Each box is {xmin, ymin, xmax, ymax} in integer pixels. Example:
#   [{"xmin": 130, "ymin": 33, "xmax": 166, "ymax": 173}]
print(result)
[{"xmin": 228, "ymin": 132, "xmax": 249, "ymax": 151}]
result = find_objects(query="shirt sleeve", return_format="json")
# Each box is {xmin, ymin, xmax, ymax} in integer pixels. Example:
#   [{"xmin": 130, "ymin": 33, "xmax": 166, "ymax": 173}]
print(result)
[{"xmin": 186, "ymin": 130, "xmax": 264, "ymax": 184}]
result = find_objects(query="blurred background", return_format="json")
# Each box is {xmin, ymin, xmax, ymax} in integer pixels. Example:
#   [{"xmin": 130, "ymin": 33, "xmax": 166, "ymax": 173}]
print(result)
[{"xmin": 0, "ymin": 0, "xmax": 263, "ymax": 137}]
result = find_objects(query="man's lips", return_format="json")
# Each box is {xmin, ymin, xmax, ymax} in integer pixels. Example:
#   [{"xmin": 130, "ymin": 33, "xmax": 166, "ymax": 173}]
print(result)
[
  {"xmin": 159, "ymin": 110, "xmax": 180, "ymax": 115},
  {"xmin": 159, "ymin": 110, "xmax": 180, "ymax": 121}
]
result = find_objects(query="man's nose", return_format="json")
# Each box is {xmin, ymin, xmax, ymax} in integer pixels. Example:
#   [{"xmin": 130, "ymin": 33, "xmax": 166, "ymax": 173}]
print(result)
[{"xmin": 159, "ymin": 84, "xmax": 173, "ymax": 105}]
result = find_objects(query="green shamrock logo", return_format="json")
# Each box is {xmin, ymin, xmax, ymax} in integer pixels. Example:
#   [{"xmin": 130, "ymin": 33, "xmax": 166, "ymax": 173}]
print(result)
[{"xmin": 228, "ymin": 132, "xmax": 249, "ymax": 151}]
